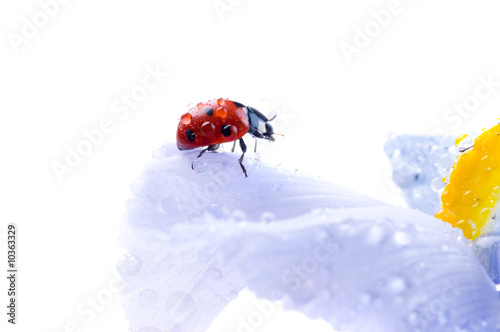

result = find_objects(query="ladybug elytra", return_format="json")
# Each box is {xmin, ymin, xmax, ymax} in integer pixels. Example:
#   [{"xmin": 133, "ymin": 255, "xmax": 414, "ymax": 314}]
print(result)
[{"xmin": 176, "ymin": 98, "xmax": 276, "ymax": 177}]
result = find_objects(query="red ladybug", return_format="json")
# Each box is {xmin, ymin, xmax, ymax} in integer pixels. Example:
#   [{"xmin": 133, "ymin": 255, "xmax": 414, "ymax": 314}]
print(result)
[{"xmin": 176, "ymin": 98, "xmax": 275, "ymax": 177}]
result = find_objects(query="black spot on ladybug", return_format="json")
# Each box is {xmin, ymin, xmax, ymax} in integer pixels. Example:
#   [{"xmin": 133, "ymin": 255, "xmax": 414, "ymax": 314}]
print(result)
[
  {"xmin": 233, "ymin": 101, "xmax": 245, "ymax": 108},
  {"xmin": 221, "ymin": 125, "xmax": 232, "ymax": 137},
  {"xmin": 205, "ymin": 107, "xmax": 214, "ymax": 116},
  {"xmin": 186, "ymin": 129, "xmax": 196, "ymax": 142}
]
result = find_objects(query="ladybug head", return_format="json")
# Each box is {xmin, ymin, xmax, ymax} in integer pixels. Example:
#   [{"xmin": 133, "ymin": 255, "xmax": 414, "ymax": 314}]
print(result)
[{"xmin": 246, "ymin": 106, "xmax": 275, "ymax": 142}]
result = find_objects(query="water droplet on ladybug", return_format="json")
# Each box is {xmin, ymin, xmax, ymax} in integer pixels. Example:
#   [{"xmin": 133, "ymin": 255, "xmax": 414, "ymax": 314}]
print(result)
[
  {"xmin": 216, "ymin": 107, "xmax": 227, "ymax": 118},
  {"xmin": 181, "ymin": 113, "xmax": 192, "ymax": 125},
  {"xmin": 197, "ymin": 102, "xmax": 204, "ymax": 109},
  {"xmin": 200, "ymin": 122, "xmax": 216, "ymax": 137},
  {"xmin": 217, "ymin": 98, "xmax": 225, "ymax": 106}
]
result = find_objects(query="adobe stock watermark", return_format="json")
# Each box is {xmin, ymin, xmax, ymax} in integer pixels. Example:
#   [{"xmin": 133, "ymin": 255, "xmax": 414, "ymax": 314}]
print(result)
[
  {"xmin": 7, "ymin": 0, "xmax": 71, "ymax": 54},
  {"xmin": 408, "ymin": 278, "xmax": 461, "ymax": 329},
  {"xmin": 213, "ymin": 0, "xmax": 245, "ymax": 21},
  {"xmin": 236, "ymin": 235, "xmax": 339, "ymax": 332},
  {"xmin": 340, "ymin": 0, "xmax": 415, "ymax": 64},
  {"xmin": 61, "ymin": 269, "xmax": 122, "ymax": 332},
  {"xmin": 51, "ymin": 64, "xmax": 168, "ymax": 182},
  {"xmin": 436, "ymin": 74, "xmax": 500, "ymax": 134}
]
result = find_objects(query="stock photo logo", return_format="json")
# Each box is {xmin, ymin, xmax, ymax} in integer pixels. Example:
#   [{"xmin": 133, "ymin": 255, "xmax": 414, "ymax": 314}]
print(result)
[
  {"xmin": 117, "ymin": 107, "xmax": 500, "ymax": 331},
  {"xmin": 339, "ymin": 0, "xmax": 417, "ymax": 64},
  {"xmin": 51, "ymin": 64, "xmax": 168, "ymax": 182},
  {"xmin": 7, "ymin": 0, "xmax": 71, "ymax": 53}
]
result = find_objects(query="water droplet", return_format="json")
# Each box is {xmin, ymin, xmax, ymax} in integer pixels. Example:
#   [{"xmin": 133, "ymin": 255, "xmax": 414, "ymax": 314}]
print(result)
[
  {"xmin": 493, "ymin": 186, "xmax": 500, "ymax": 199},
  {"xmin": 215, "ymin": 107, "xmax": 227, "ymax": 118},
  {"xmin": 197, "ymin": 102, "xmax": 204, "ymax": 109},
  {"xmin": 463, "ymin": 190, "xmax": 479, "ymax": 207},
  {"xmin": 260, "ymin": 212, "xmax": 275, "ymax": 223},
  {"xmin": 440, "ymin": 191, "xmax": 455, "ymax": 206},
  {"xmin": 232, "ymin": 210, "xmax": 247, "ymax": 222},
  {"xmin": 457, "ymin": 220, "xmax": 475, "ymax": 238},
  {"xmin": 393, "ymin": 231, "xmax": 412, "ymax": 246},
  {"xmin": 181, "ymin": 113, "xmax": 192, "ymax": 125},
  {"xmin": 231, "ymin": 125, "xmax": 238, "ymax": 135},
  {"xmin": 480, "ymin": 155, "xmax": 494, "ymax": 171},
  {"xmin": 192, "ymin": 158, "xmax": 208, "ymax": 173},
  {"xmin": 217, "ymin": 98, "xmax": 225, "ymax": 106},
  {"xmin": 203, "ymin": 268, "xmax": 223, "ymax": 280},
  {"xmin": 131, "ymin": 179, "xmax": 145, "ymax": 195},
  {"xmin": 228, "ymin": 290, "xmax": 239, "ymax": 300},
  {"xmin": 117, "ymin": 253, "xmax": 142, "ymax": 276},
  {"xmin": 274, "ymin": 182, "xmax": 284, "ymax": 192},
  {"xmin": 200, "ymin": 121, "xmax": 216, "ymax": 137},
  {"xmin": 165, "ymin": 292, "xmax": 195, "ymax": 313},
  {"xmin": 388, "ymin": 277, "xmax": 406, "ymax": 293},
  {"xmin": 270, "ymin": 289, "xmax": 284, "ymax": 301},
  {"xmin": 367, "ymin": 224, "xmax": 385, "ymax": 244},
  {"xmin": 430, "ymin": 177, "xmax": 445, "ymax": 192},
  {"xmin": 455, "ymin": 134, "xmax": 468, "ymax": 146},
  {"xmin": 455, "ymin": 134, "xmax": 474, "ymax": 152},
  {"xmin": 480, "ymin": 207, "xmax": 492, "ymax": 220}
]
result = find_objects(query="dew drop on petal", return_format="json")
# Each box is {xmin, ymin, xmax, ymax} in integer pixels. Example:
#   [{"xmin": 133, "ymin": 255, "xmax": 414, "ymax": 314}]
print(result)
[
  {"xmin": 431, "ymin": 177, "xmax": 445, "ymax": 192},
  {"xmin": 455, "ymin": 134, "xmax": 475, "ymax": 152},
  {"xmin": 480, "ymin": 207, "xmax": 492, "ymax": 220},
  {"xmin": 131, "ymin": 179, "xmax": 145, "ymax": 196},
  {"xmin": 228, "ymin": 290, "xmax": 239, "ymax": 300},
  {"xmin": 480, "ymin": 155, "xmax": 494, "ymax": 171},
  {"xmin": 192, "ymin": 159, "xmax": 208, "ymax": 173},
  {"xmin": 463, "ymin": 190, "xmax": 479, "ymax": 207},
  {"xmin": 260, "ymin": 211, "xmax": 275, "ymax": 223},
  {"xmin": 181, "ymin": 113, "xmax": 192, "ymax": 125},
  {"xmin": 393, "ymin": 231, "xmax": 412, "ymax": 246},
  {"xmin": 165, "ymin": 292, "xmax": 195, "ymax": 313},
  {"xmin": 493, "ymin": 186, "xmax": 500, "ymax": 199},
  {"xmin": 215, "ymin": 107, "xmax": 227, "ymax": 118},
  {"xmin": 455, "ymin": 134, "xmax": 468, "ymax": 146},
  {"xmin": 117, "ymin": 253, "xmax": 143, "ymax": 276},
  {"xmin": 203, "ymin": 267, "xmax": 223, "ymax": 280},
  {"xmin": 388, "ymin": 277, "xmax": 406, "ymax": 293},
  {"xmin": 366, "ymin": 224, "xmax": 385, "ymax": 244}
]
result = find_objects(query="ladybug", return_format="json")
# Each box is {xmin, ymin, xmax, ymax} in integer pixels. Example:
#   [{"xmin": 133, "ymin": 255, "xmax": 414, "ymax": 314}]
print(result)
[{"xmin": 176, "ymin": 98, "xmax": 276, "ymax": 177}]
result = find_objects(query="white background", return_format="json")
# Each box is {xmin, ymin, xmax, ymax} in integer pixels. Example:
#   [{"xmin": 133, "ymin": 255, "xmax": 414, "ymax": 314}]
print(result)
[{"xmin": 1, "ymin": 0, "xmax": 500, "ymax": 331}]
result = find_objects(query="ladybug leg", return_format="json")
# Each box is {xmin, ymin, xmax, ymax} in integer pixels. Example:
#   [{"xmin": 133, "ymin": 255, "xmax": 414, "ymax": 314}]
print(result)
[
  {"xmin": 191, "ymin": 144, "xmax": 219, "ymax": 170},
  {"xmin": 238, "ymin": 138, "xmax": 248, "ymax": 177},
  {"xmin": 254, "ymin": 138, "xmax": 258, "ymax": 153},
  {"xmin": 231, "ymin": 141, "xmax": 237, "ymax": 153}
]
